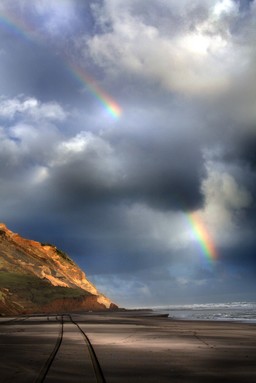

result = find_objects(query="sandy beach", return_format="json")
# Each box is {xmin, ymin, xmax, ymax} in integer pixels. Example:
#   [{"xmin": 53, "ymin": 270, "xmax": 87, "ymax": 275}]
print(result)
[{"xmin": 0, "ymin": 311, "xmax": 256, "ymax": 383}]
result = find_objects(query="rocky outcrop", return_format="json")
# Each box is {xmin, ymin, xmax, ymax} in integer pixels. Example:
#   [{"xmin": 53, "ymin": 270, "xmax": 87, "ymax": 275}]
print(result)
[{"xmin": 0, "ymin": 223, "xmax": 117, "ymax": 315}]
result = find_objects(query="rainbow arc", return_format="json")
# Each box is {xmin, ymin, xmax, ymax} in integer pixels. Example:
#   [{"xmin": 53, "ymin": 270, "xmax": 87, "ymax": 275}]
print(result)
[
  {"xmin": 0, "ymin": 10, "xmax": 122, "ymax": 119},
  {"xmin": 187, "ymin": 212, "xmax": 218, "ymax": 261}
]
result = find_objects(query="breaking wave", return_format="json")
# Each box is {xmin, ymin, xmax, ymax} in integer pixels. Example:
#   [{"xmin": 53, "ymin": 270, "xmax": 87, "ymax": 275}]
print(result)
[{"xmin": 154, "ymin": 302, "xmax": 256, "ymax": 323}]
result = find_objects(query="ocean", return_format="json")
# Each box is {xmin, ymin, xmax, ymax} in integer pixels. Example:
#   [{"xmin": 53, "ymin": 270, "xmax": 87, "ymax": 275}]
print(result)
[{"xmin": 154, "ymin": 302, "xmax": 256, "ymax": 323}]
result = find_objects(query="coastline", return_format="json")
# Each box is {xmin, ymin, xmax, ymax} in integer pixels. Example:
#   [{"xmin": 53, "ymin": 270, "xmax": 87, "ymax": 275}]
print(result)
[{"xmin": 1, "ymin": 311, "xmax": 256, "ymax": 382}]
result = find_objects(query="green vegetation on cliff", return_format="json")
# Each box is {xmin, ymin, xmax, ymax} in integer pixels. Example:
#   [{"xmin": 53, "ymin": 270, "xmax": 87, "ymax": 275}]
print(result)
[{"xmin": 0, "ymin": 271, "xmax": 90, "ymax": 306}]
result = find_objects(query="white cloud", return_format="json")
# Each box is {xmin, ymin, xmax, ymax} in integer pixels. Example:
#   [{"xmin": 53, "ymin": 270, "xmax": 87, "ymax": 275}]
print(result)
[
  {"xmin": 202, "ymin": 170, "xmax": 252, "ymax": 210},
  {"xmin": 213, "ymin": 0, "xmax": 237, "ymax": 17},
  {"xmin": 0, "ymin": 97, "xmax": 35, "ymax": 119},
  {"xmin": 0, "ymin": 96, "xmax": 67, "ymax": 183},
  {"xmin": 30, "ymin": 101, "xmax": 67, "ymax": 121},
  {"xmin": 195, "ymin": 164, "xmax": 253, "ymax": 246},
  {"xmin": 0, "ymin": 122, "xmax": 60, "ymax": 171},
  {"xmin": 56, "ymin": 131, "xmax": 114, "ymax": 162},
  {"xmin": 86, "ymin": 0, "xmax": 247, "ymax": 95},
  {"xmin": 61, "ymin": 133, "xmax": 90, "ymax": 154},
  {"xmin": 0, "ymin": 96, "xmax": 67, "ymax": 121},
  {"xmin": 124, "ymin": 203, "xmax": 193, "ymax": 252}
]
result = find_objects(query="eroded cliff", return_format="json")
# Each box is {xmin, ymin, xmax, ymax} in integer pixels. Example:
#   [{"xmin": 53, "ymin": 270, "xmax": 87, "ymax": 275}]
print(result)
[{"xmin": 0, "ymin": 223, "xmax": 117, "ymax": 315}]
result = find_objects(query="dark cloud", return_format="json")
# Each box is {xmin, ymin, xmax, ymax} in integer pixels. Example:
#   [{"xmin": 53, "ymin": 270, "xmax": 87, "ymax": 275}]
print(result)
[
  {"xmin": 45, "ymin": 131, "xmax": 205, "ymax": 212},
  {"xmin": 235, "ymin": 0, "xmax": 254, "ymax": 11},
  {"xmin": 228, "ymin": 134, "xmax": 256, "ymax": 170}
]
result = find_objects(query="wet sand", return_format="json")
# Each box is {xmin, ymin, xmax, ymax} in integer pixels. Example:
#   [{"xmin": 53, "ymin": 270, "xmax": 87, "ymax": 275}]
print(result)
[{"xmin": 0, "ymin": 312, "xmax": 256, "ymax": 382}]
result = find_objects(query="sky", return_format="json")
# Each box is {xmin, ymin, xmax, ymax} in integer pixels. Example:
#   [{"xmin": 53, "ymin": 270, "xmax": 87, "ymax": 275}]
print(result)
[{"xmin": 0, "ymin": 0, "xmax": 255, "ymax": 307}]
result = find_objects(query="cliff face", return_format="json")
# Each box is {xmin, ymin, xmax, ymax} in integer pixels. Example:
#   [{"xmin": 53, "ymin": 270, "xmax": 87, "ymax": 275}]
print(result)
[{"xmin": 0, "ymin": 223, "xmax": 117, "ymax": 315}]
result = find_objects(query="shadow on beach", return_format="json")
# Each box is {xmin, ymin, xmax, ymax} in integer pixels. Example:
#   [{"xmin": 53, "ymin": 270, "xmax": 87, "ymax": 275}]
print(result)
[{"xmin": 0, "ymin": 312, "xmax": 256, "ymax": 382}]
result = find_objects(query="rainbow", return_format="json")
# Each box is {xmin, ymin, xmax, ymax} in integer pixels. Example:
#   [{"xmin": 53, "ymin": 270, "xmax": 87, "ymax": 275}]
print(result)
[
  {"xmin": 0, "ymin": 9, "xmax": 122, "ymax": 119},
  {"xmin": 68, "ymin": 61, "xmax": 122, "ymax": 119},
  {"xmin": 187, "ymin": 212, "xmax": 218, "ymax": 261},
  {"xmin": 0, "ymin": 11, "xmax": 35, "ymax": 43}
]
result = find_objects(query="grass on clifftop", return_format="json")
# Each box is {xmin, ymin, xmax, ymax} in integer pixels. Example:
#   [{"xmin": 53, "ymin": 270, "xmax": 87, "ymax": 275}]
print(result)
[{"xmin": 0, "ymin": 271, "xmax": 90, "ymax": 305}]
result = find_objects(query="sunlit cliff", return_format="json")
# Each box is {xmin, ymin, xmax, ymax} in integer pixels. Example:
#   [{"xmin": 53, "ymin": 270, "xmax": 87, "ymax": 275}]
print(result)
[{"xmin": 0, "ymin": 223, "xmax": 117, "ymax": 315}]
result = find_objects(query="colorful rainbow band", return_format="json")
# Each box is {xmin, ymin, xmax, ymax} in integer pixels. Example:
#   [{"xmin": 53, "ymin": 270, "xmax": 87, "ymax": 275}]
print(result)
[
  {"xmin": 187, "ymin": 212, "xmax": 218, "ymax": 261},
  {"xmin": 68, "ymin": 62, "xmax": 122, "ymax": 119},
  {"xmin": 0, "ymin": 11, "xmax": 122, "ymax": 120}
]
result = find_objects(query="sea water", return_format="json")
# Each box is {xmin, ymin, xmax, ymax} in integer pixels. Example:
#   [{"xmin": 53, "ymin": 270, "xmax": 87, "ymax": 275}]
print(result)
[{"xmin": 155, "ymin": 302, "xmax": 256, "ymax": 323}]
